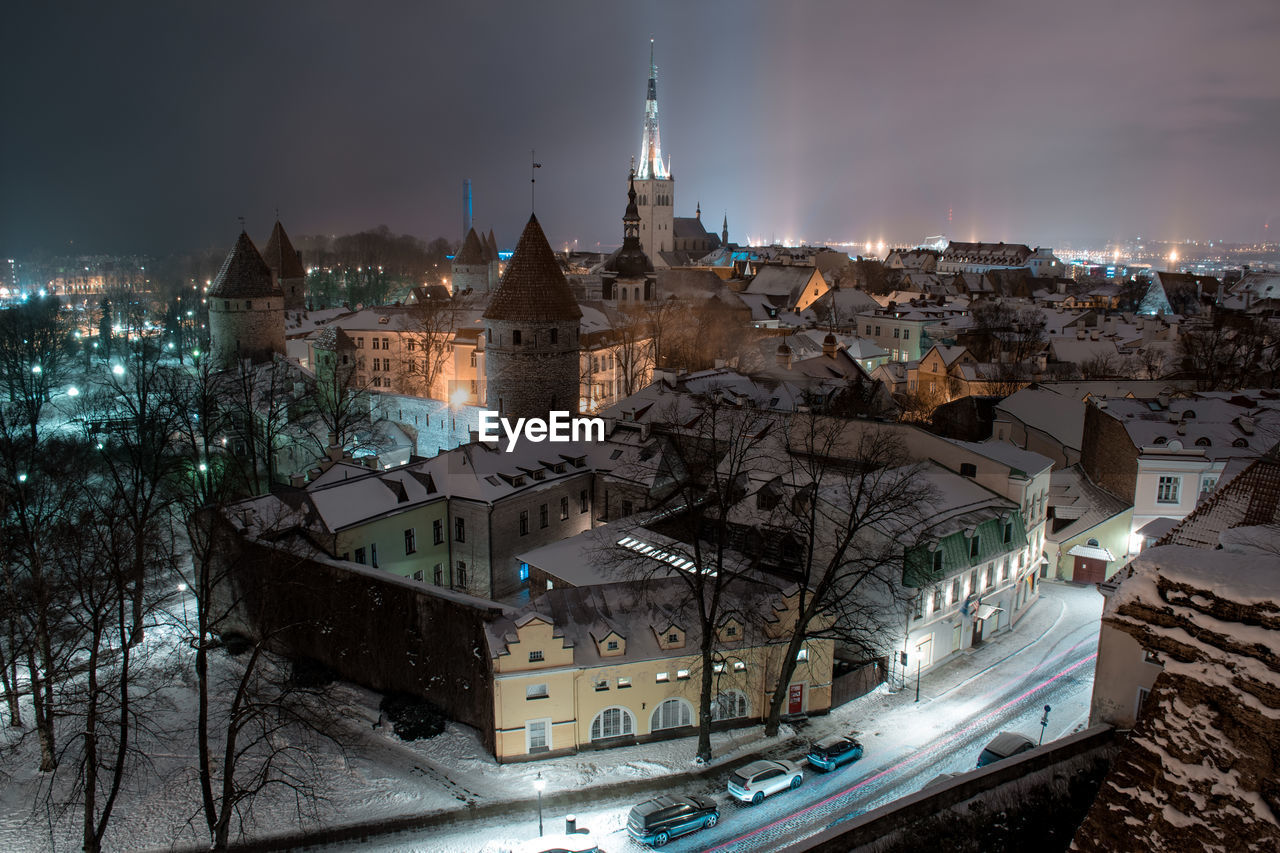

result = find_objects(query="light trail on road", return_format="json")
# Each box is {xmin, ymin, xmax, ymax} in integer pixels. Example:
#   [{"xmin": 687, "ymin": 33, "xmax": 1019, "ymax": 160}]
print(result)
[{"xmin": 703, "ymin": 646, "xmax": 1098, "ymax": 852}]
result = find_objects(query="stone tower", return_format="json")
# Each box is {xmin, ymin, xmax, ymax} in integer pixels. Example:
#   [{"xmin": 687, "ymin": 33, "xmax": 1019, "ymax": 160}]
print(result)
[
  {"xmin": 601, "ymin": 175, "xmax": 656, "ymax": 305},
  {"xmin": 483, "ymin": 215, "xmax": 582, "ymax": 421},
  {"xmin": 452, "ymin": 226, "xmax": 492, "ymax": 294},
  {"xmin": 261, "ymin": 220, "xmax": 307, "ymax": 313},
  {"xmin": 633, "ymin": 39, "xmax": 674, "ymax": 260},
  {"xmin": 207, "ymin": 231, "xmax": 285, "ymax": 371}
]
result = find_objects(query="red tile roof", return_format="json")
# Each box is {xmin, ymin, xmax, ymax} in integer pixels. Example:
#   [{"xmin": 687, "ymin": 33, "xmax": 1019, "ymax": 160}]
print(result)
[
  {"xmin": 483, "ymin": 215, "xmax": 581, "ymax": 323},
  {"xmin": 208, "ymin": 232, "xmax": 281, "ymax": 299}
]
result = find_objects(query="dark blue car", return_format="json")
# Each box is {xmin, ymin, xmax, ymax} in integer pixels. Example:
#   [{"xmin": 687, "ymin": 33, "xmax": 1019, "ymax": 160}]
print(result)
[
  {"xmin": 806, "ymin": 734, "xmax": 864, "ymax": 771},
  {"xmin": 626, "ymin": 795, "xmax": 719, "ymax": 847}
]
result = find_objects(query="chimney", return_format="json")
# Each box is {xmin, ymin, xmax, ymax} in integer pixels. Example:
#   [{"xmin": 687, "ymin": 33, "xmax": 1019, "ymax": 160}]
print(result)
[
  {"xmin": 1077, "ymin": 328, "xmax": 1086, "ymax": 340},
  {"xmin": 1090, "ymin": 330, "xmax": 1099, "ymax": 341},
  {"xmin": 776, "ymin": 342, "xmax": 793, "ymax": 370},
  {"xmin": 290, "ymin": 473, "xmax": 306, "ymax": 488},
  {"xmin": 823, "ymin": 333, "xmax": 839, "ymax": 358}
]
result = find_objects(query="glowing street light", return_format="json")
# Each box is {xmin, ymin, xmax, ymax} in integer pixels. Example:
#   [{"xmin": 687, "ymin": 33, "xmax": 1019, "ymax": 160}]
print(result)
[
  {"xmin": 112, "ymin": 364, "xmax": 125, "ymax": 377},
  {"xmin": 67, "ymin": 386, "xmax": 79, "ymax": 397},
  {"xmin": 533, "ymin": 772, "xmax": 546, "ymax": 836},
  {"xmin": 176, "ymin": 582, "xmax": 189, "ymax": 626},
  {"xmin": 31, "ymin": 364, "xmax": 41, "ymax": 375}
]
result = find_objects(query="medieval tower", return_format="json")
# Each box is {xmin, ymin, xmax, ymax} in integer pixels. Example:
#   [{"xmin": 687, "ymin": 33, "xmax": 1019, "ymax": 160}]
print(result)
[
  {"xmin": 634, "ymin": 39, "xmax": 674, "ymax": 261},
  {"xmin": 261, "ymin": 219, "xmax": 307, "ymax": 313},
  {"xmin": 483, "ymin": 214, "xmax": 582, "ymax": 420},
  {"xmin": 207, "ymin": 231, "xmax": 286, "ymax": 371}
]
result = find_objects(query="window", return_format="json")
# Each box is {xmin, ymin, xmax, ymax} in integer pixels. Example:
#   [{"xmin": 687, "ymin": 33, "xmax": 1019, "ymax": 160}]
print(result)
[
  {"xmin": 913, "ymin": 594, "xmax": 925, "ymax": 620},
  {"xmin": 796, "ymin": 648, "xmax": 809, "ymax": 662},
  {"xmin": 454, "ymin": 517, "xmax": 466, "ymax": 542},
  {"xmin": 677, "ymin": 669, "xmax": 690, "ymax": 680},
  {"xmin": 580, "ymin": 490, "xmax": 589, "ymax": 513},
  {"xmin": 1136, "ymin": 687, "xmax": 1151, "ymax": 719},
  {"xmin": 726, "ymin": 624, "xmax": 737, "ymax": 637},
  {"xmin": 526, "ymin": 718, "xmax": 549, "ymax": 753},
  {"xmin": 1003, "ymin": 522, "xmax": 1013, "ymax": 544},
  {"xmin": 469, "ymin": 351, "xmax": 477, "ymax": 367},
  {"xmin": 985, "ymin": 563, "xmax": 994, "ymax": 588},
  {"xmin": 526, "ymin": 683, "xmax": 548, "ymax": 699},
  {"xmin": 357, "ymin": 337, "xmax": 364, "ymax": 348},
  {"xmin": 711, "ymin": 690, "xmax": 749, "ymax": 721},
  {"xmin": 667, "ymin": 632, "xmax": 679, "ymax": 643},
  {"xmin": 433, "ymin": 563, "xmax": 442, "ymax": 585},
  {"xmin": 969, "ymin": 570, "xmax": 978, "ymax": 596},
  {"xmin": 865, "ymin": 325, "xmax": 872, "ymax": 335},
  {"xmin": 354, "ymin": 547, "xmax": 366, "ymax": 565},
  {"xmin": 433, "ymin": 519, "xmax": 443, "ymax": 544},
  {"xmin": 519, "ymin": 510, "xmax": 529, "ymax": 535},
  {"xmin": 370, "ymin": 543, "xmax": 379, "ymax": 568},
  {"xmin": 1157, "ymin": 476, "xmax": 1180, "ymax": 504},
  {"xmin": 407, "ymin": 339, "xmax": 416, "ymax": 352},
  {"xmin": 528, "ymin": 650, "xmax": 544, "ymax": 662},
  {"xmin": 893, "ymin": 328, "xmax": 900, "ymax": 338},
  {"xmin": 951, "ymin": 578, "xmax": 961, "ymax": 604},
  {"xmin": 456, "ymin": 561, "xmax": 467, "ymax": 587},
  {"xmin": 245, "ymin": 300, "xmax": 252, "ymax": 309},
  {"xmin": 903, "ymin": 329, "xmax": 910, "ymax": 340},
  {"xmin": 656, "ymin": 672, "xmax": 669, "ymax": 683},
  {"xmin": 1144, "ymin": 649, "xmax": 1162, "ymax": 664},
  {"xmin": 594, "ymin": 679, "xmax": 609, "ymax": 691},
  {"xmin": 539, "ymin": 504, "xmax": 548, "ymax": 528},
  {"xmin": 933, "ymin": 587, "xmax": 943, "ymax": 612},
  {"xmin": 1001, "ymin": 557, "xmax": 1010, "ymax": 581},
  {"xmin": 412, "ymin": 569, "xmax": 424, "ymax": 582},
  {"xmin": 733, "ymin": 661, "xmax": 746, "ymax": 672},
  {"xmin": 651, "ymin": 698, "xmax": 692, "ymax": 731},
  {"xmin": 589, "ymin": 707, "xmax": 635, "ymax": 740},
  {"xmin": 960, "ymin": 462, "xmax": 977, "ymax": 478},
  {"xmin": 621, "ymin": 499, "xmax": 633, "ymax": 516},
  {"xmin": 1200, "ymin": 476, "xmax": 1217, "ymax": 495},
  {"xmin": 606, "ymin": 640, "xmax": 618, "ymax": 651},
  {"xmin": 713, "ymin": 663, "xmax": 725, "ymax": 674},
  {"xmin": 617, "ymin": 677, "xmax": 631, "ymax": 688},
  {"xmin": 874, "ymin": 325, "xmax": 881, "ymax": 336},
  {"xmin": 560, "ymin": 496, "xmax": 569, "ymax": 520},
  {"xmin": 932, "ymin": 550, "xmax": 943, "ymax": 573},
  {"xmin": 512, "ymin": 330, "xmax": 522, "ymax": 345},
  {"xmin": 969, "ymin": 535, "xmax": 980, "ymax": 558},
  {"xmin": 519, "ymin": 562, "xmax": 530, "ymax": 582}
]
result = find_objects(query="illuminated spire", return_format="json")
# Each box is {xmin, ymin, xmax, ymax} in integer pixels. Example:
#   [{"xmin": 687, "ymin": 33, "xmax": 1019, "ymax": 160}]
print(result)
[{"xmin": 637, "ymin": 39, "xmax": 669, "ymax": 181}]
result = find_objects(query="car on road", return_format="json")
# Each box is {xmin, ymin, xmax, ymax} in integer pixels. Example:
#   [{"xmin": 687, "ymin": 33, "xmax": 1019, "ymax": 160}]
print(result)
[
  {"xmin": 626, "ymin": 795, "xmax": 719, "ymax": 847},
  {"xmin": 727, "ymin": 759, "xmax": 804, "ymax": 804},
  {"xmin": 976, "ymin": 732, "xmax": 1036, "ymax": 767},
  {"xmin": 805, "ymin": 734, "xmax": 864, "ymax": 772}
]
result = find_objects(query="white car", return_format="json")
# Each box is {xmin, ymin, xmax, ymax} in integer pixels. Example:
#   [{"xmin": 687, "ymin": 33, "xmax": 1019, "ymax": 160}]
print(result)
[{"xmin": 726, "ymin": 758, "xmax": 804, "ymax": 804}]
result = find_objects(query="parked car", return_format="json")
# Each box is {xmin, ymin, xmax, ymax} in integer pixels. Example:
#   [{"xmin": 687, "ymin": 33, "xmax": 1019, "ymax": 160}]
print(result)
[
  {"xmin": 502, "ymin": 833, "xmax": 602, "ymax": 853},
  {"xmin": 976, "ymin": 732, "xmax": 1036, "ymax": 767},
  {"xmin": 727, "ymin": 759, "xmax": 804, "ymax": 805},
  {"xmin": 626, "ymin": 795, "xmax": 719, "ymax": 847},
  {"xmin": 805, "ymin": 734, "xmax": 864, "ymax": 772}
]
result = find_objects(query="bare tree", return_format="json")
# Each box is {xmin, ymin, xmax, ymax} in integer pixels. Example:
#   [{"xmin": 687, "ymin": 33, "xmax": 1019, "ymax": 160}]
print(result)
[
  {"xmin": 750, "ymin": 418, "xmax": 934, "ymax": 736},
  {"xmin": 0, "ymin": 295, "xmax": 74, "ymax": 442},
  {"xmin": 608, "ymin": 392, "xmax": 773, "ymax": 761},
  {"xmin": 220, "ymin": 356, "xmax": 300, "ymax": 495},
  {"xmin": 399, "ymin": 295, "xmax": 461, "ymax": 400},
  {"xmin": 612, "ymin": 306, "xmax": 656, "ymax": 399}
]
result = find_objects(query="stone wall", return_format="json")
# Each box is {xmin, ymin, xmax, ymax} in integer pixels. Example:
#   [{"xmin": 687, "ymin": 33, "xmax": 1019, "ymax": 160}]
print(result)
[
  {"xmin": 209, "ymin": 295, "xmax": 286, "ymax": 371},
  {"xmin": 484, "ymin": 318, "xmax": 581, "ymax": 421},
  {"xmin": 1079, "ymin": 402, "xmax": 1137, "ymax": 502}
]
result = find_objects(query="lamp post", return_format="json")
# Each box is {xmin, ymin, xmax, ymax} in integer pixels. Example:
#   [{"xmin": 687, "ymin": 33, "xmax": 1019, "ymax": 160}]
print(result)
[
  {"xmin": 915, "ymin": 654, "xmax": 921, "ymax": 703},
  {"xmin": 176, "ymin": 582, "xmax": 189, "ymax": 628},
  {"xmin": 533, "ymin": 772, "xmax": 546, "ymax": 836},
  {"xmin": 1039, "ymin": 704, "xmax": 1051, "ymax": 745}
]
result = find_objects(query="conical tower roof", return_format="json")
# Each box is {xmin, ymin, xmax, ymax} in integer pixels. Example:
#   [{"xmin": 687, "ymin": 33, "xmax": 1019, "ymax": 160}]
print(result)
[
  {"xmin": 262, "ymin": 220, "xmax": 306, "ymax": 280},
  {"xmin": 455, "ymin": 227, "xmax": 487, "ymax": 265},
  {"xmin": 483, "ymin": 215, "xmax": 581, "ymax": 323},
  {"xmin": 208, "ymin": 232, "xmax": 280, "ymax": 299},
  {"xmin": 485, "ymin": 228, "xmax": 499, "ymax": 261}
]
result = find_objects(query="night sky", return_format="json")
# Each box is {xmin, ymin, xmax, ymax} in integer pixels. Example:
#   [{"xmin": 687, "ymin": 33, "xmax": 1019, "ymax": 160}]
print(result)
[{"xmin": 3, "ymin": 0, "xmax": 1278, "ymax": 256}]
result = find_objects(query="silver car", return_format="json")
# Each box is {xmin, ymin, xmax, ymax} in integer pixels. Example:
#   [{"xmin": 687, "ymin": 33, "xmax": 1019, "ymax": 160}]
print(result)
[{"xmin": 726, "ymin": 759, "xmax": 804, "ymax": 804}]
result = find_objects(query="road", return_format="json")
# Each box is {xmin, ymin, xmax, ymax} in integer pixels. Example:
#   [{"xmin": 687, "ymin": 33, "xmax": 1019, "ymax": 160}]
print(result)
[{"xmin": 347, "ymin": 582, "xmax": 1102, "ymax": 853}]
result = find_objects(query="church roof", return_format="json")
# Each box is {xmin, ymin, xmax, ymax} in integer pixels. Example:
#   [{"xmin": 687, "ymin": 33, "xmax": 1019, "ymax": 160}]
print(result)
[
  {"xmin": 486, "ymin": 228, "xmax": 499, "ymax": 261},
  {"xmin": 455, "ymin": 227, "xmax": 488, "ymax": 265},
  {"xmin": 208, "ymin": 231, "xmax": 280, "ymax": 299},
  {"xmin": 483, "ymin": 215, "xmax": 582, "ymax": 323},
  {"xmin": 262, "ymin": 220, "xmax": 307, "ymax": 280}
]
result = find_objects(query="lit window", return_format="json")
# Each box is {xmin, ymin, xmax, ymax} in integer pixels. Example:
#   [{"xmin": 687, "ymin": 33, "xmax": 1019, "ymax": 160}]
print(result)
[
  {"xmin": 713, "ymin": 663, "xmax": 725, "ymax": 674},
  {"xmin": 526, "ymin": 683, "xmax": 548, "ymax": 699},
  {"xmin": 1157, "ymin": 476, "xmax": 1180, "ymax": 504},
  {"xmin": 796, "ymin": 649, "xmax": 809, "ymax": 662},
  {"xmin": 677, "ymin": 669, "xmax": 690, "ymax": 680},
  {"xmin": 617, "ymin": 677, "xmax": 631, "ymax": 688},
  {"xmin": 732, "ymin": 661, "xmax": 746, "ymax": 672},
  {"xmin": 656, "ymin": 672, "xmax": 669, "ymax": 683}
]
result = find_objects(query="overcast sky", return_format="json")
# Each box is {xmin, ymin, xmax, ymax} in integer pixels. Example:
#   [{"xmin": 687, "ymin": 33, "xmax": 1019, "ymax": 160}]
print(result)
[{"xmin": 3, "ymin": 0, "xmax": 1278, "ymax": 257}]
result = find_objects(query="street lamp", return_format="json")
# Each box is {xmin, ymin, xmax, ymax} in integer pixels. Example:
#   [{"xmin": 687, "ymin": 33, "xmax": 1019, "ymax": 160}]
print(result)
[
  {"xmin": 176, "ymin": 582, "xmax": 189, "ymax": 627},
  {"xmin": 533, "ymin": 772, "xmax": 546, "ymax": 836},
  {"xmin": 1039, "ymin": 704, "xmax": 1051, "ymax": 745},
  {"xmin": 112, "ymin": 364, "xmax": 125, "ymax": 377}
]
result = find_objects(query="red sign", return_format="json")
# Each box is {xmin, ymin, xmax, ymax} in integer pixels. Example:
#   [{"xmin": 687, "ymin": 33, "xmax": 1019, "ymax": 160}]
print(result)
[{"xmin": 788, "ymin": 683, "xmax": 804, "ymax": 714}]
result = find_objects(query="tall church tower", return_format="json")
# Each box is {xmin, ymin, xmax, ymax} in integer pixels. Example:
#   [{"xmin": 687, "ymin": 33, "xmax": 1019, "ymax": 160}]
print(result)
[
  {"xmin": 633, "ymin": 39, "xmax": 674, "ymax": 261},
  {"xmin": 483, "ymin": 215, "xmax": 582, "ymax": 421}
]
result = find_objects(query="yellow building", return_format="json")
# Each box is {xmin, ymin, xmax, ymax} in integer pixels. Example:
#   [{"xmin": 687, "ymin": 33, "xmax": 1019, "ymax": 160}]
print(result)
[{"xmin": 485, "ymin": 580, "xmax": 834, "ymax": 762}]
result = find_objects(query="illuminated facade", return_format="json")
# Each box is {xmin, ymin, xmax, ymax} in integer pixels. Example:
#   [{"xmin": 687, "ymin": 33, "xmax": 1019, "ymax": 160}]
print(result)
[{"xmin": 633, "ymin": 40, "xmax": 674, "ymax": 260}]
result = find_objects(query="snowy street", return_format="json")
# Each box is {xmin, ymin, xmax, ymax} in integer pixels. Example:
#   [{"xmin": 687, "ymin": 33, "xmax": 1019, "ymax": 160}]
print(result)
[{"xmin": 328, "ymin": 582, "xmax": 1102, "ymax": 853}]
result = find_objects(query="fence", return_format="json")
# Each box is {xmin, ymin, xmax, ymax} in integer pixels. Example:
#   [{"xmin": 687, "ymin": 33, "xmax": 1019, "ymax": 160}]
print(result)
[{"xmin": 830, "ymin": 657, "xmax": 887, "ymax": 708}]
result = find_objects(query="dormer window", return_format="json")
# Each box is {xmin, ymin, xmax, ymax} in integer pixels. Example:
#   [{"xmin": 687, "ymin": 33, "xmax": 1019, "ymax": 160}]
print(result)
[
  {"xmin": 726, "ymin": 625, "xmax": 738, "ymax": 637},
  {"xmin": 528, "ymin": 650, "xmax": 544, "ymax": 663},
  {"xmin": 606, "ymin": 640, "xmax": 618, "ymax": 651},
  {"xmin": 969, "ymin": 535, "xmax": 980, "ymax": 558},
  {"xmin": 667, "ymin": 633, "xmax": 679, "ymax": 643}
]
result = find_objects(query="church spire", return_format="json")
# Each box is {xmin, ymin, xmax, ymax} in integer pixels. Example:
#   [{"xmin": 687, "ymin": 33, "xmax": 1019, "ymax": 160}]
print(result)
[{"xmin": 637, "ymin": 38, "xmax": 669, "ymax": 181}]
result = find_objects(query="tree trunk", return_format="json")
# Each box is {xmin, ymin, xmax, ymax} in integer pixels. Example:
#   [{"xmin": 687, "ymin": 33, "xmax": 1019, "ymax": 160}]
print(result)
[
  {"xmin": 697, "ymin": 632, "xmax": 714, "ymax": 763},
  {"xmin": 763, "ymin": 626, "xmax": 810, "ymax": 738}
]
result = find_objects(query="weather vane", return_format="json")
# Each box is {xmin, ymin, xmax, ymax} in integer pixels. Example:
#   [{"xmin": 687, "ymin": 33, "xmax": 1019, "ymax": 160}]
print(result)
[{"xmin": 530, "ymin": 150, "xmax": 542, "ymax": 213}]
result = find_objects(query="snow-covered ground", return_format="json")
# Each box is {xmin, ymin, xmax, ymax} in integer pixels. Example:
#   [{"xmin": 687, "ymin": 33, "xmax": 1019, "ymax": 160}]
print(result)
[{"xmin": 0, "ymin": 582, "xmax": 1101, "ymax": 852}]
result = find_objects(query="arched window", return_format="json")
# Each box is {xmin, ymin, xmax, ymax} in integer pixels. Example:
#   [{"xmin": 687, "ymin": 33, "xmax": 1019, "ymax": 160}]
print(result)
[
  {"xmin": 711, "ymin": 690, "xmax": 749, "ymax": 721},
  {"xmin": 650, "ymin": 697, "xmax": 693, "ymax": 731},
  {"xmin": 589, "ymin": 706, "xmax": 635, "ymax": 741},
  {"xmin": 1195, "ymin": 436, "xmax": 1211, "ymax": 447}
]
